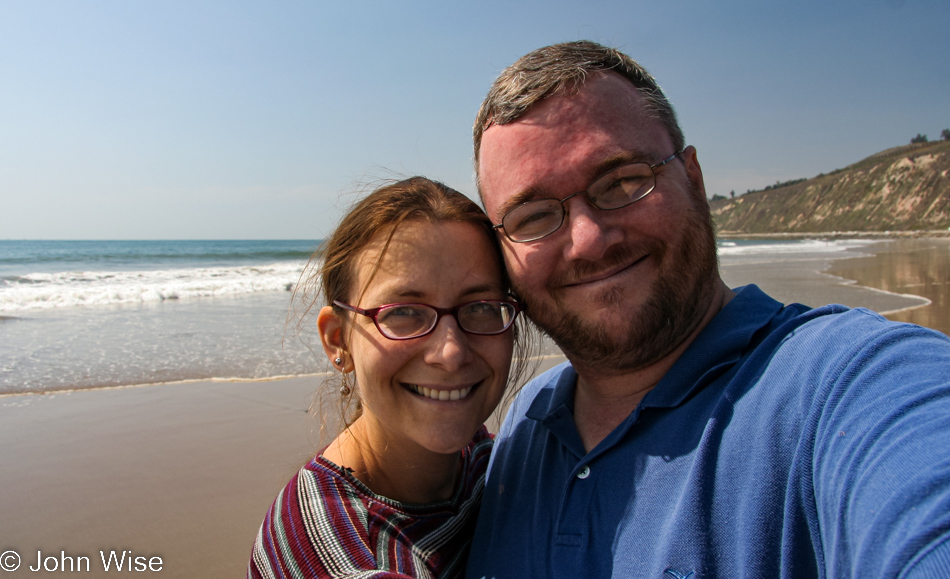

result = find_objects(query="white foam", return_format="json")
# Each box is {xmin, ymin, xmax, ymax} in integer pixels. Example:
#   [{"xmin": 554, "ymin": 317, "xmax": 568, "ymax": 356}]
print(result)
[
  {"xmin": 0, "ymin": 262, "xmax": 305, "ymax": 312},
  {"xmin": 717, "ymin": 239, "xmax": 878, "ymax": 257}
]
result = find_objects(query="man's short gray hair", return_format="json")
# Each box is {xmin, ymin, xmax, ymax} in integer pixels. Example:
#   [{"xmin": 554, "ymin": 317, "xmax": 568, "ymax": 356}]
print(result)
[{"xmin": 473, "ymin": 40, "xmax": 685, "ymax": 191}]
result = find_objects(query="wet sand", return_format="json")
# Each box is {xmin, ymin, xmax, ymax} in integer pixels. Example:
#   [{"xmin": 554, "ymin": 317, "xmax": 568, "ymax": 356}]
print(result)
[
  {"xmin": 826, "ymin": 238, "xmax": 950, "ymax": 336},
  {"xmin": 0, "ymin": 378, "xmax": 322, "ymax": 578},
  {"xmin": 721, "ymin": 238, "xmax": 947, "ymax": 336},
  {"xmin": 2, "ymin": 239, "xmax": 946, "ymax": 577}
]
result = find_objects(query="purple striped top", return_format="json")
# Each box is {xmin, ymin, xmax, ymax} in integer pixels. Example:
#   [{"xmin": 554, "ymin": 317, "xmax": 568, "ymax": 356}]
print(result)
[{"xmin": 249, "ymin": 426, "xmax": 492, "ymax": 578}]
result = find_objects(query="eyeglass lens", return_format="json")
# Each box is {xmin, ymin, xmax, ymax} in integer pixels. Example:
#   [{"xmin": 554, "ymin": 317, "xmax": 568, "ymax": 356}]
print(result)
[
  {"xmin": 502, "ymin": 162, "xmax": 657, "ymax": 242},
  {"xmin": 375, "ymin": 301, "xmax": 516, "ymax": 339}
]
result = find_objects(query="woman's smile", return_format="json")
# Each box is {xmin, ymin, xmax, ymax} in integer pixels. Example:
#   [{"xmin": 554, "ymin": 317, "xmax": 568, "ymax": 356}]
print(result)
[{"xmin": 406, "ymin": 381, "xmax": 479, "ymax": 401}]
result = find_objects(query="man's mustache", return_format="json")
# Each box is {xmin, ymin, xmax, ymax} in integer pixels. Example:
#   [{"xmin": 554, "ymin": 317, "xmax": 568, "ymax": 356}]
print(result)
[{"xmin": 547, "ymin": 242, "xmax": 662, "ymax": 289}]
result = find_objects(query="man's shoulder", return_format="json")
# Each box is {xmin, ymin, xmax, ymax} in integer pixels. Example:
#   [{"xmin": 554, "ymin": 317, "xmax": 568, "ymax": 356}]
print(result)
[
  {"xmin": 779, "ymin": 304, "xmax": 949, "ymax": 354},
  {"xmin": 729, "ymin": 285, "xmax": 949, "ymax": 359},
  {"xmin": 749, "ymin": 303, "xmax": 950, "ymax": 419}
]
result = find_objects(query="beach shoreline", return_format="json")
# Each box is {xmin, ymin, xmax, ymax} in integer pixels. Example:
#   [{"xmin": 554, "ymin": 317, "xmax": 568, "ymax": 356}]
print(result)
[
  {"xmin": 0, "ymin": 371, "xmax": 328, "ymax": 399},
  {"xmin": 824, "ymin": 237, "xmax": 950, "ymax": 336},
  {"xmin": 719, "ymin": 237, "xmax": 946, "ymax": 327},
  {"xmin": 6, "ymin": 235, "xmax": 946, "ymax": 397},
  {"xmin": 719, "ymin": 229, "xmax": 950, "ymax": 240},
  {"xmin": 3, "ymin": 238, "xmax": 949, "ymax": 577}
]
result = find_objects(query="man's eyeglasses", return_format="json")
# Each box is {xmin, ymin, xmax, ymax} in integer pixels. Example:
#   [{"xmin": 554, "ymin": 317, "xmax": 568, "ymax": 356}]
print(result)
[
  {"xmin": 333, "ymin": 299, "xmax": 521, "ymax": 341},
  {"xmin": 493, "ymin": 150, "xmax": 684, "ymax": 243}
]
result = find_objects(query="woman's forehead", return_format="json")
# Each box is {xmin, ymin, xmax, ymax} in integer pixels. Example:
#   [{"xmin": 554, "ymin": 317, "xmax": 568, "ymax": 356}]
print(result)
[{"xmin": 353, "ymin": 221, "xmax": 504, "ymax": 302}]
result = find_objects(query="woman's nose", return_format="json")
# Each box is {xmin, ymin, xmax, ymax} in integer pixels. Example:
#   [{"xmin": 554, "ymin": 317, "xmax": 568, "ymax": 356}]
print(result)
[{"xmin": 422, "ymin": 315, "xmax": 474, "ymax": 370}]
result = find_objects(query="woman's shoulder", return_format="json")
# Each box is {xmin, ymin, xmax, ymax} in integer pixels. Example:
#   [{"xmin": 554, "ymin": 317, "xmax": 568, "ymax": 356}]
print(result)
[
  {"xmin": 301, "ymin": 454, "xmax": 376, "ymax": 507},
  {"xmin": 249, "ymin": 459, "xmax": 380, "ymax": 578},
  {"xmin": 292, "ymin": 456, "xmax": 375, "ymax": 523}
]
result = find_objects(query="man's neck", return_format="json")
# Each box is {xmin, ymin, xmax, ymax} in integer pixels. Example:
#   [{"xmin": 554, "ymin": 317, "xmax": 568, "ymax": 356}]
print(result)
[{"xmin": 570, "ymin": 281, "xmax": 734, "ymax": 453}]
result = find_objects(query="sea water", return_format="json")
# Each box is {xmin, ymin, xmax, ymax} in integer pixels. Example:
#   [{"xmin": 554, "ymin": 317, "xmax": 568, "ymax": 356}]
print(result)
[
  {"xmin": 0, "ymin": 240, "xmax": 322, "ymax": 394},
  {"xmin": 717, "ymin": 237, "xmax": 879, "ymax": 264},
  {"xmin": 0, "ymin": 238, "xmax": 879, "ymax": 394}
]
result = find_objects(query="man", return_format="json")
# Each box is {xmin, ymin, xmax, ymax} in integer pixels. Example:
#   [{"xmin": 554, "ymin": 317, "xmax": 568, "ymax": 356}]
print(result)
[{"xmin": 466, "ymin": 41, "xmax": 950, "ymax": 578}]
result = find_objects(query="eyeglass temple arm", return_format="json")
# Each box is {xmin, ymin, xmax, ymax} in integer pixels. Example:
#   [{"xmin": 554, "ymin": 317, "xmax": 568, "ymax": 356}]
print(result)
[
  {"xmin": 652, "ymin": 149, "xmax": 685, "ymax": 168},
  {"xmin": 332, "ymin": 300, "xmax": 368, "ymax": 315}
]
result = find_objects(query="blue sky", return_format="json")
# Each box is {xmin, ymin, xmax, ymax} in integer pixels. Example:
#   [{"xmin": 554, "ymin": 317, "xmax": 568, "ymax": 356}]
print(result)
[{"xmin": 2, "ymin": 1, "xmax": 947, "ymax": 239}]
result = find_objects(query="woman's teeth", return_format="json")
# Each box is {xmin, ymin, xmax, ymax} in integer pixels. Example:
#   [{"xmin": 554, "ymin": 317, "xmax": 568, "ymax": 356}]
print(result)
[{"xmin": 408, "ymin": 384, "xmax": 473, "ymax": 401}]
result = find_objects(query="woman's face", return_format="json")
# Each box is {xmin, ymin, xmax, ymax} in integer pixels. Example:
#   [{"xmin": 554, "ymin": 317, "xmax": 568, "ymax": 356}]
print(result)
[{"xmin": 325, "ymin": 220, "xmax": 514, "ymax": 456}]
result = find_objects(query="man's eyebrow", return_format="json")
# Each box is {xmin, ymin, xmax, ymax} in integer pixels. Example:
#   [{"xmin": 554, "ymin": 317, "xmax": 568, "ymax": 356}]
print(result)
[
  {"xmin": 593, "ymin": 152, "xmax": 652, "ymax": 174},
  {"xmin": 495, "ymin": 187, "xmax": 548, "ymax": 220}
]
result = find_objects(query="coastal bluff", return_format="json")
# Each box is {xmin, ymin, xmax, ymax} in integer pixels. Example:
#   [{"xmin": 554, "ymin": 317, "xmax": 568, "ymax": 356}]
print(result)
[{"xmin": 711, "ymin": 140, "xmax": 950, "ymax": 235}]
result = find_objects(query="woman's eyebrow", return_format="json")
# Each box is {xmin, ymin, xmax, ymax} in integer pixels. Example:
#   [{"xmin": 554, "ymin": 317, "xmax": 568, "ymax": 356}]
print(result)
[
  {"xmin": 375, "ymin": 283, "xmax": 501, "ymax": 302},
  {"xmin": 460, "ymin": 283, "xmax": 502, "ymax": 298}
]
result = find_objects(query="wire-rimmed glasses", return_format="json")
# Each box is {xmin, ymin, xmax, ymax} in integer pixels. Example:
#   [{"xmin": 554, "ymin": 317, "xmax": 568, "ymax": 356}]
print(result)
[
  {"xmin": 332, "ymin": 299, "xmax": 521, "ymax": 340},
  {"xmin": 493, "ymin": 150, "xmax": 683, "ymax": 243}
]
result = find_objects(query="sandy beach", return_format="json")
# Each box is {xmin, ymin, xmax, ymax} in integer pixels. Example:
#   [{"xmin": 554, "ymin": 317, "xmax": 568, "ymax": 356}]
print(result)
[
  {"xmin": 0, "ymin": 378, "xmax": 321, "ymax": 577},
  {"xmin": 720, "ymin": 237, "xmax": 950, "ymax": 335},
  {"xmin": 1, "ymin": 239, "xmax": 947, "ymax": 577}
]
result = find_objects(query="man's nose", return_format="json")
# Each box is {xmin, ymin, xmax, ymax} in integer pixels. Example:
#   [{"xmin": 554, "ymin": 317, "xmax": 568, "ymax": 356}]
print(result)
[{"xmin": 562, "ymin": 195, "xmax": 623, "ymax": 262}]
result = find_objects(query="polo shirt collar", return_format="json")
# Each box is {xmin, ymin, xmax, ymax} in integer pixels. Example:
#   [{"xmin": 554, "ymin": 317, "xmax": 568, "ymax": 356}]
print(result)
[
  {"xmin": 642, "ymin": 284, "xmax": 785, "ymax": 408},
  {"xmin": 525, "ymin": 364, "xmax": 585, "ymax": 456}
]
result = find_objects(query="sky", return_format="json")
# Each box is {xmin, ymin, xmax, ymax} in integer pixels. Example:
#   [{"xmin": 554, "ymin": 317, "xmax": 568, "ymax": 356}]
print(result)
[{"xmin": 2, "ymin": 1, "xmax": 948, "ymax": 240}]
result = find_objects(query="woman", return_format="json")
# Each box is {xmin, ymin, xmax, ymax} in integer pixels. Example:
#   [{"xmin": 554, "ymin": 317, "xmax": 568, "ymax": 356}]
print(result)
[{"xmin": 248, "ymin": 177, "xmax": 534, "ymax": 578}]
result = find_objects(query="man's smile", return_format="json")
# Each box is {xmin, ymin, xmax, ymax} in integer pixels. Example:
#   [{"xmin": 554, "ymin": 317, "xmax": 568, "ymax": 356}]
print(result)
[{"xmin": 556, "ymin": 244, "xmax": 653, "ymax": 290}]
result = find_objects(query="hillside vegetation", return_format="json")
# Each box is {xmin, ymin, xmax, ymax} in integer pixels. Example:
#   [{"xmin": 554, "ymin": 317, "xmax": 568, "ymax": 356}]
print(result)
[{"xmin": 711, "ymin": 140, "xmax": 950, "ymax": 234}]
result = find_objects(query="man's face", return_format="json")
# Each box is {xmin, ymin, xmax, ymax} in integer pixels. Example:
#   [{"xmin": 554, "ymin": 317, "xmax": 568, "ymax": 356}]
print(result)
[{"xmin": 478, "ymin": 73, "xmax": 719, "ymax": 372}]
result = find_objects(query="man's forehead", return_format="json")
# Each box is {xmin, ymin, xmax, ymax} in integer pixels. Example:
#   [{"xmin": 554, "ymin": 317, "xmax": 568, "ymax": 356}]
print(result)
[{"xmin": 478, "ymin": 74, "xmax": 664, "ymax": 218}]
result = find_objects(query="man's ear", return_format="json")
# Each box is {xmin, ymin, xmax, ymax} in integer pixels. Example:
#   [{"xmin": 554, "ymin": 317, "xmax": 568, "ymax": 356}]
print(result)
[
  {"xmin": 680, "ymin": 145, "xmax": 707, "ymax": 203},
  {"xmin": 317, "ymin": 306, "xmax": 353, "ymax": 371}
]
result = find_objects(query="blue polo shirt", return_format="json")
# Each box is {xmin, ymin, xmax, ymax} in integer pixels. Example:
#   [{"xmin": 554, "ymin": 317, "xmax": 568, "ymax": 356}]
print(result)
[{"xmin": 466, "ymin": 285, "xmax": 950, "ymax": 578}]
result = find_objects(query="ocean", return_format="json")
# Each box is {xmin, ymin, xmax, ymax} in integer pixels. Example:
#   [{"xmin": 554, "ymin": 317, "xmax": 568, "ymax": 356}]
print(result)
[
  {"xmin": 0, "ymin": 240, "xmax": 322, "ymax": 394},
  {"xmin": 0, "ymin": 238, "xmax": 886, "ymax": 395}
]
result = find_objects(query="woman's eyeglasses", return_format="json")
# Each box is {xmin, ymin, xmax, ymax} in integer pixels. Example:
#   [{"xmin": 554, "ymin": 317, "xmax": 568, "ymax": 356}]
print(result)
[
  {"xmin": 333, "ymin": 299, "xmax": 521, "ymax": 340},
  {"xmin": 493, "ymin": 150, "xmax": 683, "ymax": 243}
]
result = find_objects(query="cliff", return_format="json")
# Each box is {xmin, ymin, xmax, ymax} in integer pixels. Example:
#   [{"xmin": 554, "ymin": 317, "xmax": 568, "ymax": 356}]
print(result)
[{"xmin": 710, "ymin": 140, "xmax": 950, "ymax": 235}]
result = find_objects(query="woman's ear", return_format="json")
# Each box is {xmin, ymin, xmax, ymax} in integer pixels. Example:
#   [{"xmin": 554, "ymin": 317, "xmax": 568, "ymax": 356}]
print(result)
[{"xmin": 318, "ymin": 306, "xmax": 353, "ymax": 372}]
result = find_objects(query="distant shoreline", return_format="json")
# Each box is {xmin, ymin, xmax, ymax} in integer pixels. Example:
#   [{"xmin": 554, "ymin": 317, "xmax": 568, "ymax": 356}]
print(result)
[{"xmin": 719, "ymin": 230, "xmax": 950, "ymax": 240}]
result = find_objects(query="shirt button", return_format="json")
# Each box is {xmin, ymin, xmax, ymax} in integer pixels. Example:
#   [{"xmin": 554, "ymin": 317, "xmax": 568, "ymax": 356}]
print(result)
[{"xmin": 577, "ymin": 465, "xmax": 591, "ymax": 479}]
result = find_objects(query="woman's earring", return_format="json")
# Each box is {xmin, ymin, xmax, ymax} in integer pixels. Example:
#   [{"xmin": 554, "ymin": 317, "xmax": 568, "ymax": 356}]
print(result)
[{"xmin": 336, "ymin": 354, "xmax": 351, "ymax": 395}]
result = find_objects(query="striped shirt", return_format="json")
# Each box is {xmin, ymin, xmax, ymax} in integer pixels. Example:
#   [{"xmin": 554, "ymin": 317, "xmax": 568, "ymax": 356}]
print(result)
[{"xmin": 248, "ymin": 427, "xmax": 493, "ymax": 579}]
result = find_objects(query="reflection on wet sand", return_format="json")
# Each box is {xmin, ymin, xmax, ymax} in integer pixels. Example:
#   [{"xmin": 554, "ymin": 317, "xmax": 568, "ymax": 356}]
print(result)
[{"xmin": 827, "ymin": 238, "xmax": 950, "ymax": 336}]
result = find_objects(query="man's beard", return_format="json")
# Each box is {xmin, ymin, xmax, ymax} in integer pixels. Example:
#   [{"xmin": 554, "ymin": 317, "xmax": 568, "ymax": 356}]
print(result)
[{"xmin": 519, "ymin": 203, "xmax": 719, "ymax": 373}]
